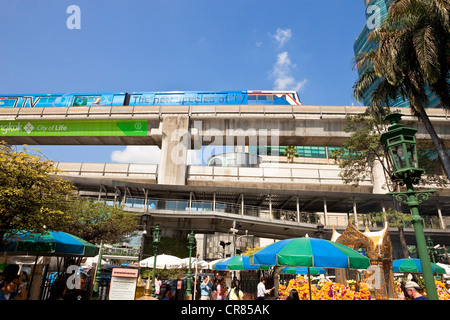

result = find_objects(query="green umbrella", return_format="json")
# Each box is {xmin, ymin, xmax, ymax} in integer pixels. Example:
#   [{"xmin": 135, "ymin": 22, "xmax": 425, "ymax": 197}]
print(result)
[
  {"xmin": 212, "ymin": 255, "xmax": 259, "ymax": 271},
  {"xmin": 1, "ymin": 230, "xmax": 99, "ymax": 257},
  {"xmin": 393, "ymin": 258, "xmax": 446, "ymax": 274},
  {"xmin": 249, "ymin": 236, "xmax": 370, "ymax": 269}
]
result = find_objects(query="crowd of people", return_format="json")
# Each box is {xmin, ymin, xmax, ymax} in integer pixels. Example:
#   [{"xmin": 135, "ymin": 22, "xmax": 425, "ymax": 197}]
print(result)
[
  {"xmin": 1, "ymin": 262, "xmax": 441, "ymax": 301},
  {"xmin": 153, "ymin": 274, "xmax": 275, "ymax": 301}
]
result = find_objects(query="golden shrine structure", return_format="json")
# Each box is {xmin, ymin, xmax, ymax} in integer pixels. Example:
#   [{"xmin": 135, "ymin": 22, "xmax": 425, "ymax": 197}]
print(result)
[{"xmin": 331, "ymin": 221, "xmax": 396, "ymax": 300}]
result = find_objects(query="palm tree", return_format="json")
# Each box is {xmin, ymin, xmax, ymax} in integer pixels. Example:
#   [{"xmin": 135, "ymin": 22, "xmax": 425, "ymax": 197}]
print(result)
[
  {"xmin": 353, "ymin": 0, "xmax": 450, "ymax": 179},
  {"xmin": 283, "ymin": 146, "xmax": 298, "ymax": 163}
]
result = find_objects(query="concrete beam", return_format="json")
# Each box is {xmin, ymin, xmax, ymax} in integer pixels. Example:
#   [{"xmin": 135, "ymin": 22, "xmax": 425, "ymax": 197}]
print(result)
[{"xmin": 1, "ymin": 106, "xmax": 449, "ymax": 147}]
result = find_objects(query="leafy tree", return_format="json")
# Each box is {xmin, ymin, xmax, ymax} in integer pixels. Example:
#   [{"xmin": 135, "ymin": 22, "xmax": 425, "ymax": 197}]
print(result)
[
  {"xmin": 242, "ymin": 246, "xmax": 264, "ymax": 257},
  {"xmin": 51, "ymin": 198, "xmax": 138, "ymax": 244},
  {"xmin": 331, "ymin": 112, "xmax": 447, "ymax": 190},
  {"xmin": 331, "ymin": 111, "xmax": 394, "ymax": 190},
  {"xmin": 332, "ymin": 113, "xmax": 446, "ymax": 258},
  {"xmin": 353, "ymin": 0, "xmax": 450, "ymax": 179},
  {"xmin": 0, "ymin": 142, "xmax": 75, "ymax": 249}
]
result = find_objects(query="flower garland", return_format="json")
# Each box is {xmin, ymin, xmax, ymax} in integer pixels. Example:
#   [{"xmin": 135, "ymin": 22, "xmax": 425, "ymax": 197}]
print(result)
[
  {"xmin": 394, "ymin": 279, "xmax": 450, "ymax": 300},
  {"xmin": 278, "ymin": 276, "xmax": 372, "ymax": 300}
]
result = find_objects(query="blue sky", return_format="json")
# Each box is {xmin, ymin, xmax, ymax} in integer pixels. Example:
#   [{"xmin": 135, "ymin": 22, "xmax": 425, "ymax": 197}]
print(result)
[{"xmin": 0, "ymin": 0, "xmax": 368, "ymax": 164}]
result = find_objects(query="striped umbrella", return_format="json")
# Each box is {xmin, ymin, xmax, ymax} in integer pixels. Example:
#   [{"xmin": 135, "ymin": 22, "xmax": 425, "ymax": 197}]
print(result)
[
  {"xmin": 1, "ymin": 230, "xmax": 99, "ymax": 257},
  {"xmin": 212, "ymin": 255, "xmax": 259, "ymax": 271},
  {"xmin": 280, "ymin": 266, "xmax": 326, "ymax": 275},
  {"xmin": 393, "ymin": 258, "xmax": 446, "ymax": 274},
  {"xmin": 249, "ymin": 236, "xmax": 370, "ymax": 269}
]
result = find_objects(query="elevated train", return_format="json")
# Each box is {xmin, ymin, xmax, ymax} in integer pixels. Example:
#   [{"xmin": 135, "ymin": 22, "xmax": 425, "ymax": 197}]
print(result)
[{"xmin": 0, "ymin": 90, "xmax": 301, "ymax": 108}]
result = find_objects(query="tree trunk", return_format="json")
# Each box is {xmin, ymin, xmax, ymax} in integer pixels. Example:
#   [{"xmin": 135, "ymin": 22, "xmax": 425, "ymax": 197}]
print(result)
[{"xmin": 417, "ymin": 104, "xmax": 450, "ymax": 180}]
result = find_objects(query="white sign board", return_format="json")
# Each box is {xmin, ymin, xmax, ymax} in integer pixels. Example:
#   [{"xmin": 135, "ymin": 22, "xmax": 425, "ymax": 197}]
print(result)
[{"xmin": 109, "ymin": 268, "xmax": 138, "ymax": 300}]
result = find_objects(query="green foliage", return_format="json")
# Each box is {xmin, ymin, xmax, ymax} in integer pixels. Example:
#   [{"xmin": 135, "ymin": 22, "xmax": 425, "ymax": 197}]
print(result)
[
  {"xmin": 51, "ymin": 198, "xmax": 138, "ymax": 245},
  {"xmin": 283, "ymin": 146, "xmax": 299, "ymax": 163},
  {"xmin": 330, "ymin": 112, "xmax": 395, "ymax": 189},
  {"xmin": 142, "ymin": 235, "xmax": 193, "ymax": 259},
  {"xmin": 0, "ymin": 142, "xmax": 75, "ymax": 246},
  {"xmin": 368, "ymin": 208, "xmax": 411, "ymax": 228},
  {"xmin": 332, "ymin": 112, "xmax": 447, "ymax": 189},
  {"xmin": 353, "ymin": 0, "xmax": 450, "ymax": 179}
]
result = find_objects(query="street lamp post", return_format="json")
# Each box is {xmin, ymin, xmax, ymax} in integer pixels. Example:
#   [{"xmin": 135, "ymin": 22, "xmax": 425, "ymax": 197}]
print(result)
[
  {"xmin": 380, "ymin": 112, "xmax": 438, "ymax": 300},
  {"xmin": 151, "ymin": 224, "xmax": 161, "ymax": 297},
  {"xmin": 92, "ymin": 240, "xmax": 104, "ymax": 299},
  {"xmin": 186, "ymin": 231, "xmax": 196, "ymax": 298}
]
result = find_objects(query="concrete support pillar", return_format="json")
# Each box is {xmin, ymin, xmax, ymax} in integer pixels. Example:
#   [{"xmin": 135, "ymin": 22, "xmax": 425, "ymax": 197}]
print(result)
[
  {"xmin": 323, "ymin": 198, "xmax": 328, "ymax": 226},
  {"xmin": 353, "ymin": 198, "xmax": 358, "ymax": 226},
  {"xmin": 158, "ymin": 116, "xmax": 190, "ymax": 185},
  {"xmin": 437, "ymin": 203, "xmax": 446, "ymax": 230},
  {"xmin": 269, "ymin": 194, "xmax": 272, "ymax": 218}
]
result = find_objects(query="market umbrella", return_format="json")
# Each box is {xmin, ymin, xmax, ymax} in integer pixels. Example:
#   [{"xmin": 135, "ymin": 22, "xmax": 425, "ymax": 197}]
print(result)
[
  {"xmin": 139, "ymin": 254, "xmax": 182, "ymax": 269},
  {"xmin": 249, "ymin": 236, "xmax": 370, "ymax": 269},
  {"xmin": 249, "ymin": 236, "xmax": 370, "ymax": 300},
  {"xmin": 280, "ymin": 266, "xmax": 325, "ymax": 275},
  {"xmin": 392, "ymin": 258, "xmax": 446, "ymax": 274},
  {"xmin": 1, "ymin": 230, "xmax": 98, "ymax": 300},
  {"xmin": 436, "ymin": 263, "xmax": 450, "ymax": 277},
  {"xmin": 207, "ymin": 258, "xmax": 225, "ymax": 269},
  {"xmin": 212, "ymin": 255, "xmax": 259, "ymax": 271},
  {"xmin": 1, "ymin": 230, "xmax": 99, "ymax": 257},
  {"xmin": 81, "ymin": 255, "xmax": 107, "ymax": 269},
  {"xmin": 180, "ymin": 257, "xmax": 209, "ymax": 269}
]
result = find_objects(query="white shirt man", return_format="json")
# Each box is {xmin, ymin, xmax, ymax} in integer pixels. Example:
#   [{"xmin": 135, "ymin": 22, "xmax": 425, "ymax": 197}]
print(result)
[{"xmin": 257, "ymin": 277, "xmax": 273, "ymax": 300}]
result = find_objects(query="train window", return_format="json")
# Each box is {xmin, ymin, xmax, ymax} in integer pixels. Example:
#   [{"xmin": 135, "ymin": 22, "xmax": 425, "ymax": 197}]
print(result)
[
  {"xmin": 73, "ymin": 96, "xmax": 88, "ymax": 106},
  {"xmin": 257, "ymin": 95, "xmax": 267, "ymax": 101},
  {"xmin": 248, "ymin": 95, "xmax": 257, "ymax": 100}
]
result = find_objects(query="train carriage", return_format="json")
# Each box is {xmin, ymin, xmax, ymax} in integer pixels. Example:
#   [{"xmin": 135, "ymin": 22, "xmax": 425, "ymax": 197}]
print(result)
[{"xmin": 0, "ymin": 90, "xmax": 301, "ymax": 108}]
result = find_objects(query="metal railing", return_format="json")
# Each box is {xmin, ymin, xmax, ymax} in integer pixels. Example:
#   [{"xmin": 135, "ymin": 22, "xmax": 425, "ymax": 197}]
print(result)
[{"xmin": 119, "ymin": 197, "xmax": 319, "ymax": 224}]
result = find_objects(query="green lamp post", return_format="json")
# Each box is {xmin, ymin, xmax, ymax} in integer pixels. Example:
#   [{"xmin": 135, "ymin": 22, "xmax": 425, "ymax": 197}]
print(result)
[
  {"xmin": 186, "ymin": 231, "xmax": 196, "ymax": 298},
  {"xmin": 92, "ymin": 240, "xmax": 104, "ymax": 299},
  {"xmin": 151, "ymin": 224, "xmax": 161, "ymax": 297},
  {"xmin": 380, "ymin": 112, "xmax": 438, "ymax": 300}
]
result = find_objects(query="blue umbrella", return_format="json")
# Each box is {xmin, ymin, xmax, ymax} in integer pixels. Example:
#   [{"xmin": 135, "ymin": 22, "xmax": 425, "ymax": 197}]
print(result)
[
  {"xmin": 1, "ymin": 230, "xmax": 99, "ymax": 257},
  {"xmin": 393, "ymin": 258, "xmax": 445, "ymax": 274},
  {"xmin": 212, "ymin": 255, "xmax": 259, "ymax": 271},
  {"xmin": 249, "ymin": 236, "xmax": 370, "ymax": 269},
  {"xmin": 280, "ymin": 266, "xmax": 325, "ymax": 275}
]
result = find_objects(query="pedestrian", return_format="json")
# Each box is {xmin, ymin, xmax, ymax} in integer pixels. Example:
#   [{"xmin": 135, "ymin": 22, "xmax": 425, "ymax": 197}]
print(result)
[
  {"xmin": 0, "ymin": 264, "xmax": 27, "ymax": 300},
  {"xmin": 286, "ymin": 289, "xmax": 300, "ymax": 300},
  {"xmin": 48, "ymin": 276, "xmax": 67, "ymax": 300},
  {"xmin": 216, "ymin": 278, "xmax": 227, "ymax": 300},
  {"xmin": 159, "ymin": 283, "xmax": 173, "ymax": 300},
  {"xmin": 400, "ymin": 281, "xmax": 428, "ymax": 300},
  {"xmin": 229, "ymin": 279, "xmax": 244, "ymax": 300},
  {"xmin": 155, "ymin": 276, "xmax": 162, "ymax": 296},
  {"xmin": 257, "ymin": 277, "xmax": 274, "ymax": 300},
  {"xmin": 64, "ymin": 272, "xmax": 89, "ymax": 301},
  {"xmin": 200, "ymin": 276, "xmax": 213, "ymax": 300}
]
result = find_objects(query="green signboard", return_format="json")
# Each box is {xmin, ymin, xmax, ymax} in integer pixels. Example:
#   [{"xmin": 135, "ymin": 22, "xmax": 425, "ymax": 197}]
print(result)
[{"xmin": 0, "ymin": 120, "xmax": 147, "ymax": 137}]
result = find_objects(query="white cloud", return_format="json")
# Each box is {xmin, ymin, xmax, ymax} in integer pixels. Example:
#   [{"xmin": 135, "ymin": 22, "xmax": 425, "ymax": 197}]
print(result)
[
  {"xmin": 111, "ymin": 146, "xmax": 161, "ymax": 164},
  {"xmin": 272, "ymin": 28, "xmax": 292, "ymax": 47},
  {"xmin": 272, "ymin": 51, "xmax": 307, "ymax": 92},
  {"xmin": 111, "ymin": 146, "xmax": 205, "ymax": 165}
]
